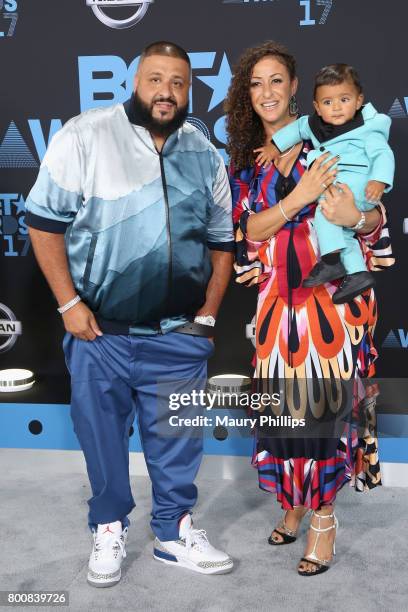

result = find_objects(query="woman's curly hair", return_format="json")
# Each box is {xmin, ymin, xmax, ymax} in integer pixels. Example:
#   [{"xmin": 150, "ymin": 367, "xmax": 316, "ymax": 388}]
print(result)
[{"xmin": 225, "ymin": 41, "xmax": 297, "ymax": 172}]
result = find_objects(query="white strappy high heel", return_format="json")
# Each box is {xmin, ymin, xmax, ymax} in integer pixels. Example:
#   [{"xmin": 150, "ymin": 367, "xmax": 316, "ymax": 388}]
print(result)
[{"xmin": 298, "ymin": 510, "xmax": 338, "ymax": 576}]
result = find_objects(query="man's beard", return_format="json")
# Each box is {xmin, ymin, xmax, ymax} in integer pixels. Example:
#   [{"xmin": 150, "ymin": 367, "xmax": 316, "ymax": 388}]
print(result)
[{"xmin": 133, "ymin": 91, "xmax": 189, "ymax": 138}]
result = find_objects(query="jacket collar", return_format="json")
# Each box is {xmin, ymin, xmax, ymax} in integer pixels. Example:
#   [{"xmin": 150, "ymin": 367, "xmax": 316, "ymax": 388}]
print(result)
[
  {"xmin": 361, "ymin": 102, "xmax": 376, "ymax": 120},
  {"xmin": 308, "ymin": 106, "xmax": 364, "ymax": 142},
  {"xmin": 123, "ymin": 93, "xmax": 183, "ymax": 152}
]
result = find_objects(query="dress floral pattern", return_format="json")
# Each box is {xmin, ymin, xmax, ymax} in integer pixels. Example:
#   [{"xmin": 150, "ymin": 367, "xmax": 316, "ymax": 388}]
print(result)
[{"xmin": 230, "ymin": 142, "xmax": 392, "ymax": 509}]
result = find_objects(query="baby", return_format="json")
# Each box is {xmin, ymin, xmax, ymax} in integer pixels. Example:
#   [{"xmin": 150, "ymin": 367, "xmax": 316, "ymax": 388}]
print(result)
[{"xmin": 261, "ymin": 63, "xmax": 395, "ymax": 304}]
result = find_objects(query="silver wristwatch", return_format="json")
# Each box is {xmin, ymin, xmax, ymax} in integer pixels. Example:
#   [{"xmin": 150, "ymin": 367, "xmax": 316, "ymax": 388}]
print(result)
[
  {"xmin": 350, "ymin": 212, "xmax": 366, "ymax": 232},
  {"xmin": 194, "ymin": 315, "xmax": 216, "ymax": 327}
]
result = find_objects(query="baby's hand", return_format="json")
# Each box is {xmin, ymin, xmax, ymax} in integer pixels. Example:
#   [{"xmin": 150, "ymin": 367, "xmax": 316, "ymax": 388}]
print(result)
[
  {"xmin": 365, "ymin": 180, "xmax": 386, "ymax": 203},
  {"xmin": 253, "ymin": 143, "xmax": 280, "ymax": 167}
]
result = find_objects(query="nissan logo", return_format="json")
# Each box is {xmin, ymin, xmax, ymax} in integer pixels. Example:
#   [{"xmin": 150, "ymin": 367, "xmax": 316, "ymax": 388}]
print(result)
[
  {"xmin": 0, "ymin": 303, "xmax": 22, "ymax": 354},
  {"xmin": 86, "ymin": 0, "xmax": 153, "ymax": 30}
]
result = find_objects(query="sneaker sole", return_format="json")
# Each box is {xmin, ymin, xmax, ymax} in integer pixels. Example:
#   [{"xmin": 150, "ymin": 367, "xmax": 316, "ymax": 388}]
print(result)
[
  {"xmin": 303, "ymin": 272, "xmax": 345, "ymax": 288},
  {"xmin": 332, "ymin": 280, "xmax": 375, "ymax": 304},
  {"xmin": 87, "ymin": 569, "xmax": 121, "ymax": 588},
  {"xmin": 153, "ymin": 553, "xmax": 233, "ymax": 575}
]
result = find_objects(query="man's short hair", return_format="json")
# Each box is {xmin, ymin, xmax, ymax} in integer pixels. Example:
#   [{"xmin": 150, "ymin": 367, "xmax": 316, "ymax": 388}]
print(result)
[{"xmin": 140, "ymin": 41, "xmax": 191, "ymax": 67}]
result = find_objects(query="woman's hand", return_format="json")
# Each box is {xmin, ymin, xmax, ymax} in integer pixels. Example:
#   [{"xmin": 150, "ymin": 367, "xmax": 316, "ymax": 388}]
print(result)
[
  {"xmin": 320, "ymin": 182, "xmax": 382, "ymax": 234},
  {"xmin": 319, "ymin": 182, "xmax": 360, "ymax": 227},
  {"xmin": 290, "ymin": 152, "xmax": 338, "ymax": 207}
]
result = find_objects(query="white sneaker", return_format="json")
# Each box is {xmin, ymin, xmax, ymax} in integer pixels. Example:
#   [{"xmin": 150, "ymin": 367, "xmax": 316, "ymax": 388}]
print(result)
[
  {"xmin": 153, "ymin": 514, "xmax": 233, "ymax": 575},
  {"xmin": 87, "ymin": 520, "xmax": 128, "ymax": 587}
]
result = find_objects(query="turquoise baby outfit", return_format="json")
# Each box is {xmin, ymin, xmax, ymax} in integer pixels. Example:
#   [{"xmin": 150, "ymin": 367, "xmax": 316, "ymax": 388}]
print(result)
[{"xmin": 273, "ymin": 103, "xmax": 394, "ymax": 274}]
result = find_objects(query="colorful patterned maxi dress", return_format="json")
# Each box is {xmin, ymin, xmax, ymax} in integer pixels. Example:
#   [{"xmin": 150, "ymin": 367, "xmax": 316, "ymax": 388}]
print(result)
[{"xmin": 230, "ymin": 142, "xmax": 394, "ymax": 509}]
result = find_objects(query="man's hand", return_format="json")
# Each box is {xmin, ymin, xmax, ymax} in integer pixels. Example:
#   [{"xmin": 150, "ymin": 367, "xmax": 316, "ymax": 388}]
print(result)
[
  {"xmin": 62, "ymin": 301, "xmax": 103, "ymax": 341},
  {"xmin": 365, "ymin": 180, "xmax": 386, "ymax": 203},
  {"xmin": 28, "ymin": 229, "xmax": 103, "ymax": 339},
  {"xmin": 254, "ymin": 143, "xmax": 280, "ymax": 167},
  {"xmin": 194, "ymin": 250, "xmax": 233, "ymax": 346}
]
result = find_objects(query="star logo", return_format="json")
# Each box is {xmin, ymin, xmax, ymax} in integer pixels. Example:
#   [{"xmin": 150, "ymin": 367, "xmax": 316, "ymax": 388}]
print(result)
[{"xmin": 197, "ymin": 54, "xmax": 232, "ymax": 112}]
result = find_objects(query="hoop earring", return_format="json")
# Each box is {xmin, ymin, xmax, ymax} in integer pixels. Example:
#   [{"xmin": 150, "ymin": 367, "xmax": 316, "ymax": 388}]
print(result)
[{"xmin": 289, "ymin": 95, "xmax": 299, "ymax": 116}]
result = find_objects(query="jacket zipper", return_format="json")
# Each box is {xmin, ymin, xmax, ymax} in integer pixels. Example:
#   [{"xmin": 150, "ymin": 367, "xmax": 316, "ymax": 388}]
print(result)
[
  {"xmin": 337, "ymin": 163, "xmax": 368, "ymax": 168},
  {"xmin": 158, "ymin": 150, "xmax": 172, "ymax": 319},
  {"xmin": 83, "ymin": 233, "xmax": 98, "ymax": 286}
]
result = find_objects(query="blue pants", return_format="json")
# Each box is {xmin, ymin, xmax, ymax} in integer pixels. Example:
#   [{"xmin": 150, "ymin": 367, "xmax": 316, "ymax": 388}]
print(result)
[
  {"xmin": 314, "ymin": 200, "xmax": 375, "ymax": 274},
  {"xmin": 63, "ymin": 331, "xmax": 214, "ymax": 541},
  {"xmin": 315, "ymin": 166, "xmax": 375, "ymax": 274}
]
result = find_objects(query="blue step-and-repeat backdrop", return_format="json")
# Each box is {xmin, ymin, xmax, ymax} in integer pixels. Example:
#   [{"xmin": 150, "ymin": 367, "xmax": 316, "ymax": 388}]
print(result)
[{"xmin": 1, "ymin": 0, "xmax": 407, "ymax": 462}]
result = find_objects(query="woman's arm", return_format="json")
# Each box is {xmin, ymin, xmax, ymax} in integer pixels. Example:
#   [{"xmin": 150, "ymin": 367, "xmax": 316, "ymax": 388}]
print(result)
[
  {"xmin": 247, "ymin": 152, "xmax": 339, "ymax": 241},
  {"xmin": 229, "ymin": 164, "xmax": 270, "ymax": 286},
  {"xmin": 357, "ymin": 209, "xmax": 381, "ymax": 234}
]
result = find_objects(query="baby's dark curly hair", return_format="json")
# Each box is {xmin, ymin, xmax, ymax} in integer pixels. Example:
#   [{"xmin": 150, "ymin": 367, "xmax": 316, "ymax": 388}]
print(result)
[{"xmin": 225, "ymin": 41, "xmax": 296, "ymax": 172}]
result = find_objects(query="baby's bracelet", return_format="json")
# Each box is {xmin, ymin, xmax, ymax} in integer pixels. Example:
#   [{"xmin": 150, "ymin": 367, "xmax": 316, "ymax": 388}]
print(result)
[
  {"xmin": 278, "ymin": 200, "xmax": 292, "ymax": 222},
  {"xmin": 57, "ymin": 295, "xmax": 82, "ymax": 315}
]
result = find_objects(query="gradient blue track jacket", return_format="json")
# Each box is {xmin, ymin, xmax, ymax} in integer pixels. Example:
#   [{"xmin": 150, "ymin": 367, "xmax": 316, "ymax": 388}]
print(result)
[{"xmin": 25, "ymin": 98, "xmax": 234, "ymax": 334}]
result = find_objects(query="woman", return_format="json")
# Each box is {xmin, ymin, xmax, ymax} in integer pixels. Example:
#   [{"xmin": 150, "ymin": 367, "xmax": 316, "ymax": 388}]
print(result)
[{"xmin": 225, "ymin": 41, "xmax": 391, "ymax": 576}]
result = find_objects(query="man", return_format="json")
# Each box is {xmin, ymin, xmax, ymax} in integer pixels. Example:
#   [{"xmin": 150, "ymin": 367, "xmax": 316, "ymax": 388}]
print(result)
[{"xmin": 26, "ymin": 41, "xmax": 234, "ymax": 587}]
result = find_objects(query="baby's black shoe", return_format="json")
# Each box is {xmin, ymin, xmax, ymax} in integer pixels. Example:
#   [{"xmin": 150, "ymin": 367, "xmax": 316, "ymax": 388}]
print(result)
[
  {"xmin": 332, "ymin": 271, "xmax": 376, "ymax": 304},
  {"xmin": 303, "ymin": 260, "xmax": 346, "ymax": 288}
]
